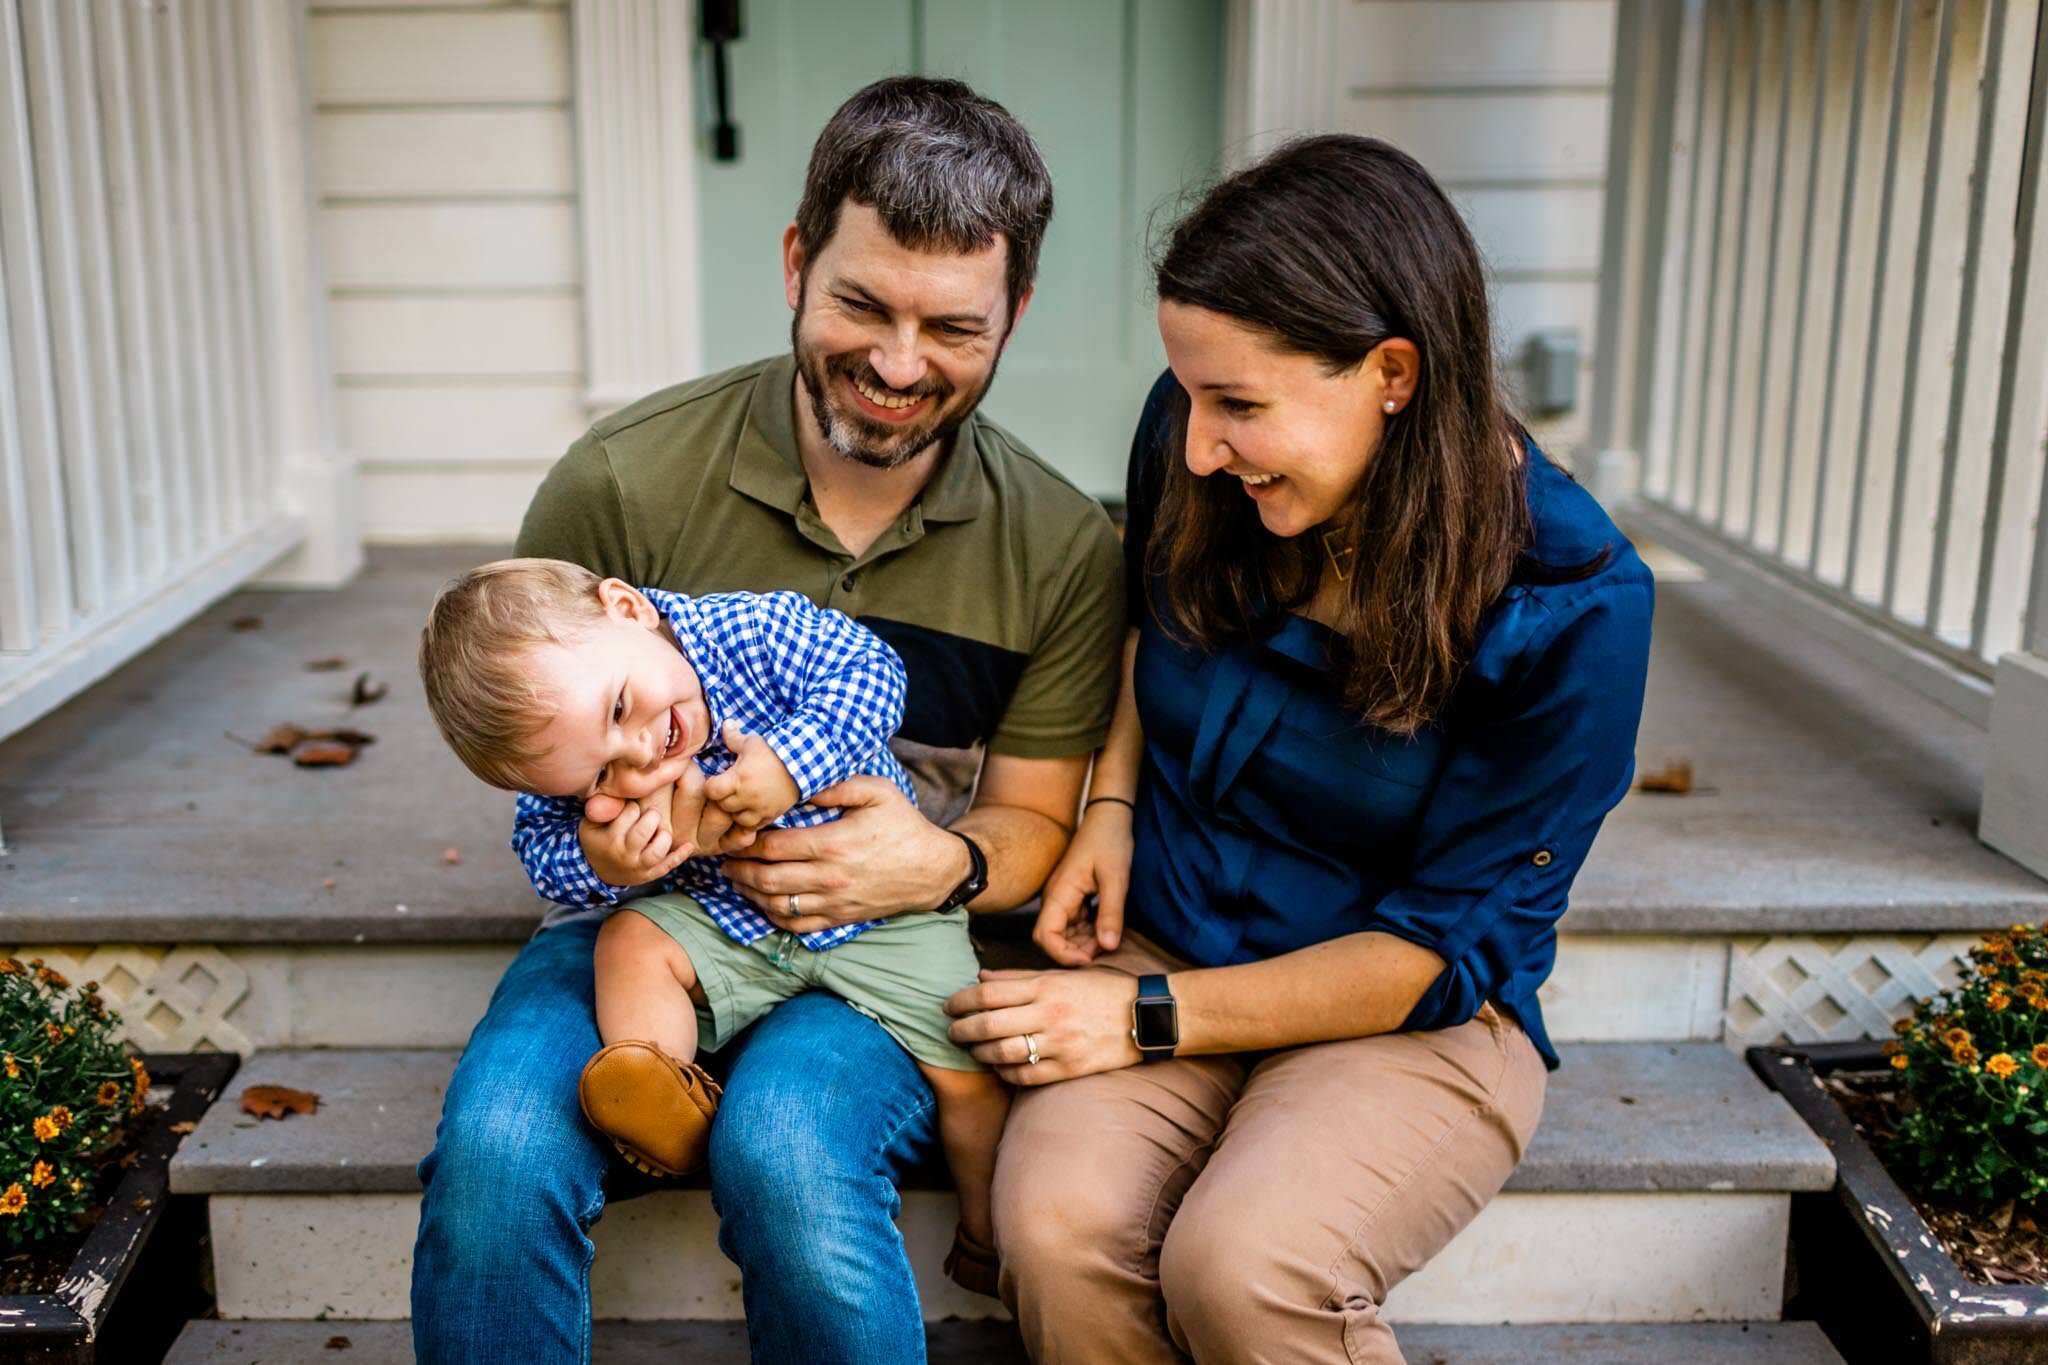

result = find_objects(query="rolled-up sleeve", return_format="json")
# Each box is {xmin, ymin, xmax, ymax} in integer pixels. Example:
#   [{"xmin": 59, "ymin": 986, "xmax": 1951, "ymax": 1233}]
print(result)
[{"xmin": 1374, "ymin": 578, "xmax": 1654, "ymax": 1038}]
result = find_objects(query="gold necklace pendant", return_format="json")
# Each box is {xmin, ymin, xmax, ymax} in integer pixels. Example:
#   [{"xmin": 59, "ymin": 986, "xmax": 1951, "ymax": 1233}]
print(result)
[{"xmin": 1321, "ymin": 529, "xmax": 1355, "ymax": 584}]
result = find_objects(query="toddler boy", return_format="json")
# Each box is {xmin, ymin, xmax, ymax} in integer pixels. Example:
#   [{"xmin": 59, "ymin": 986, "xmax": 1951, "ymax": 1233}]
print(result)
[{"xmin": 418, "ymin": 557, "xmax": 1005, "ymax": 1293}]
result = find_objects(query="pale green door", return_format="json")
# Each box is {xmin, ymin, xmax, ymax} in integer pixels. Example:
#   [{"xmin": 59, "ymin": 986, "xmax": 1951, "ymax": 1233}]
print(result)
[{"xmin": 695, "ymin": 0, "xmax": 1225, "ymax": 498}]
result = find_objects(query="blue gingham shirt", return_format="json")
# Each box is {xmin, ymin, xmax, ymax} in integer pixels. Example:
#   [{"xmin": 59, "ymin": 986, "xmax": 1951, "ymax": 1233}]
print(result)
[{"xmin": 513, "ymin": 588, "xmax": 916, "ymax": 951}]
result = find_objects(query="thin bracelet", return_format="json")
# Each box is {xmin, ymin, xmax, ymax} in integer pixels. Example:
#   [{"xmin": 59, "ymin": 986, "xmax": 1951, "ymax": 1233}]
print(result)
[{"xmin": 1085, "ymin": 795, "xmax": 1136, "ymax": 813}]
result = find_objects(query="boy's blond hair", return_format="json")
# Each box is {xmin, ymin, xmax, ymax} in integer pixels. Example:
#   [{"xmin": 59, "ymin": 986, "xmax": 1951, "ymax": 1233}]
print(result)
[{"xmin": 418, "ymin": 557, "xmax": 610, "ymax": 790}]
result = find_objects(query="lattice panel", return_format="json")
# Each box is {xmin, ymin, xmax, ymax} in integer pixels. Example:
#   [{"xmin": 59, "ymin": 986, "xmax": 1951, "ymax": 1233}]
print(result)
[
  {"xmin": 1724, "ymin": 936, "xmax": 1978, "ymax": 1052},
  {"xmin": 1, "ymin": 945, "xmax": 253, "ymax": 1055}
]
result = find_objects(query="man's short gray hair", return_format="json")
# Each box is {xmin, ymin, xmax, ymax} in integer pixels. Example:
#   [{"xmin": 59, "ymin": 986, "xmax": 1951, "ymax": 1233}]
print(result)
[{"xmin": 795, "ymin": 76, "xmax": 1053, "ymax": 323}]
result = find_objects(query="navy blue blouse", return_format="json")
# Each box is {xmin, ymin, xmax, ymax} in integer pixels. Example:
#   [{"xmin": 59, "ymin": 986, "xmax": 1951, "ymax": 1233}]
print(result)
[{"xmin": 1121, "ymin": 375, "xmax": 1654, "ymax": 1068}]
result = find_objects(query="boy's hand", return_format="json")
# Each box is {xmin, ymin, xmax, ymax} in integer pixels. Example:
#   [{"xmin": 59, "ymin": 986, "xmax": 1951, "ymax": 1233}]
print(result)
[
  {"xmin": 703, "ymin": 721, "xmax": 800, "ymax": 836},
  {"xmin": 578, "ymin": 777, "xmax": 697, "ymax": 887}
]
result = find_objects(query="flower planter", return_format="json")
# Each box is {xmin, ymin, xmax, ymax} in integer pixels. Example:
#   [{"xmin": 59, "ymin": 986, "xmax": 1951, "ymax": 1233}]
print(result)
[
  {"xmin": 1751, "ymin": 1041, "xmax": 2048, "ymax": 1365},
  {"xmin": 0, "ymin": 1052, "xmax": 237, "ymax": 1365}
]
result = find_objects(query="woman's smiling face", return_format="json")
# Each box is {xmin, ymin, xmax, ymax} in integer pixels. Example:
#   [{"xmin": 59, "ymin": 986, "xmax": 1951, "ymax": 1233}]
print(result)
[{"xmin": 1158, "ymin": 301, "xmax": 1414, "ymax": 540}]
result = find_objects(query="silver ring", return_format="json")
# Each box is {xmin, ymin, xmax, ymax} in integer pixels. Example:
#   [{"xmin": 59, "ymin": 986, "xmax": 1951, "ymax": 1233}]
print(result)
[
  {"xmin": 787, "ymin": 893, "xmax": 801, "ymax": 917},
  {"xmin": 1024, "ymin": 1033, "xmax": 1040, "ymax": 1066}
]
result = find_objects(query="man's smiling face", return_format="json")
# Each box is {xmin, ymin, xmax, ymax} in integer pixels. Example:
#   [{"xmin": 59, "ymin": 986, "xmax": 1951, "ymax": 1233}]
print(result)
[{"xmin": 785, "ymin": 202, "xmax": 1027, "ymax": 469}]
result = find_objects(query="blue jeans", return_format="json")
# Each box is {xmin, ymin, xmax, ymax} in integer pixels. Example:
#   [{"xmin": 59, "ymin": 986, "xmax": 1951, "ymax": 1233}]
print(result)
[{"xmin": 411, "ymin": 917, "xmax": 941, "ymax": 1364}]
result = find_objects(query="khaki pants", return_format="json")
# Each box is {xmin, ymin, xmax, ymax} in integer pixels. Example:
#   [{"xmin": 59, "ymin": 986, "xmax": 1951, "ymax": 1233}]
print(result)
[{"xmin": 990, "ymin": 934, "xmax": 1547, "ymax": 1365}]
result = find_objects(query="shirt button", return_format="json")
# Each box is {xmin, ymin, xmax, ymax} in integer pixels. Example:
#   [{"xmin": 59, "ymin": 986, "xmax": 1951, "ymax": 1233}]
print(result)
[
  {"xmin": 840, "ymin": 572, "xmax": 859, "ymax": 592},
  {"xmin": 1531, "ymin": 850, "xmax": 1554, "ymax": 868}
]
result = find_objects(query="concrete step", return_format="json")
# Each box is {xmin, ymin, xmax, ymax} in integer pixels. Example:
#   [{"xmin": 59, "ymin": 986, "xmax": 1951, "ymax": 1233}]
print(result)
[
  {"xmin": 169, "ymin": 1043, "xmax": 1832, "ymax": 1326},
  {"xmin": 164, "ymin": 1317, "xmax": 1850, "ymax": 1364},
  {"xmin": 4, "ymin": 550, "xmax": 2039, "ymax": 948}
]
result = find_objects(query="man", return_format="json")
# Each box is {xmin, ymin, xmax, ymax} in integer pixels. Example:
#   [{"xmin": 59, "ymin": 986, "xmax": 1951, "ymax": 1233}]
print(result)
[{"xmin": 411, "ymin": 76, "xmax": 1124, "ymax": 1364}]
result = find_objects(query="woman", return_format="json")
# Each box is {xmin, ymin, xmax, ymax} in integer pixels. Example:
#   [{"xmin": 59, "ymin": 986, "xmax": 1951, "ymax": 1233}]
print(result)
[{"xmin": 945, "ymin": 135, "xmax": 1654, "ymax": 1362}]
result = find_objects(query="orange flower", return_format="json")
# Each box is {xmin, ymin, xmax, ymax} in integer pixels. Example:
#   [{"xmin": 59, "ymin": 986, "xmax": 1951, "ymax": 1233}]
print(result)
[
  {"xmin": 1955, "ymin": 1044, "xmax": 1982, "ymax": 1066},
  {"xmin": 1892, "ymin": 1018, "xmax": 1914, "ymax": 1036},
  {"xmin": 28, "ymin": 1162, "xmax": 54, "ymax": 1190},
  {"xmin": 1999, "ymin": 951, "xmax": 2021, "ymax": 967},
  {"xmin": 94, "ymin": 1081, "xmax": 121, "ymax": 1108},
  {"xmin": 1989, "ymin": 1053, "xmax": 2020, "ymax": 1079},
  {"xmin": 3, "ymin": 1054, "xmax": 16, "ymax": 1080},
  {"xmin": 0, "ymin": 959, "xmax": 18, "ymax": 975},
  {"xmin": 1986, "ymin": 934, "xmax": 2013, "ymax": 953},
  {"xmin": 1945, "ymin": 1027, "xmax": 1973, "ymax": 1047},
  {"xmin": 1980, "ymin": 960, "xmax": 2003, "ymax": 977},
  {"xmin": 1882, "ymin": 1040, "xmax": 1903, "ymax": 1057},
  {"xmin": 1990, "ymin": 993, "xmax": 2013, "ymax": 1012},
  {"xmin": 50, "ymin": 1106, "xmax": 72, "ymax": 1132},
  {"xmin": 33, "ymin": 965, "xmax": 67, "ymax": 988},
  {"xmin": 2032, "ymin": 1043, "xmax": 2048, "ymax": 1068},
  {"xmin": 42, "ymin": 1023, "xmax": 61, "ymax": 1045},
  {"xmin": 0, "ymin": 1184, "xmax": 25, "ymax": 1216},
  {"xmin": 66, "ymin": 1178, "xmax": 82, "ymax": 1194},
  {"xmin": 2012, "ymin": 923, "xmax": 2034, "ymax": 938},
  {"xmin": 1891, "ymin": 1054, "xmax": 1910, "ymax": 1070},
  {"xmin": 31, "ymin": 1116, "xmax": 57, "ymax": 1143}
]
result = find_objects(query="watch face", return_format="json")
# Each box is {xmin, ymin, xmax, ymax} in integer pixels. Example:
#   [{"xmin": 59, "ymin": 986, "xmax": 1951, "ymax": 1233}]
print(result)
[{"xmin": 1134, "ymin": 997, "xmax": 1179, "ymax": 1049}]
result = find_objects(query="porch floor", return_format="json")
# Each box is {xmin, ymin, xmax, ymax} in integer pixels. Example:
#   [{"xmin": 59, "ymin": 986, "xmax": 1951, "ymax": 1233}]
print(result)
[{"xmin": 0, "ymin": 545, "xmax": 2042, "ymax": 943}]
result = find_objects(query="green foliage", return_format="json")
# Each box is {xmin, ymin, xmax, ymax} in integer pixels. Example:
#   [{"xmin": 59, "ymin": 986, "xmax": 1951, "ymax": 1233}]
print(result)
[
  {"xmin": 0, "ymin": 958, "xmax": 148, "ymax": 1248},
  {"xmin": 1887, "ymin": 925, "xmax": 2048, "ymax": 1204}
]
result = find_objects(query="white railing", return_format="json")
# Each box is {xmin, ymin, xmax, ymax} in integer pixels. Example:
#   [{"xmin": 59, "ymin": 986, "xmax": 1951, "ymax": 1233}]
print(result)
[
  {"xmin": 1594, "ymin": 0, "xmax": 2048, "ymax": 727},
  {"xmin": 0, "ymin": 0, "xmax": 347, "ymax": 744}
]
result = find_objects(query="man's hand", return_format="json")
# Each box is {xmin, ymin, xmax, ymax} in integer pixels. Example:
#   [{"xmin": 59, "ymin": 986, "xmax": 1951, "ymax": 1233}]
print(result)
[
  {"xmin": 703, "ymin": 721, "xmax": 801, "ymax": 834},
  {"xmin": 578, "ymin": 774, "xmax": 700, "ymax": 887},
  {"xmin": 723, "ymin": 776, "xmax": 966, "ymax": 935}
]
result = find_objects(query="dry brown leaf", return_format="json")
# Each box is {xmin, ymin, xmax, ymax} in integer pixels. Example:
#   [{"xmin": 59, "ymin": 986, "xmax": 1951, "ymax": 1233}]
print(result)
[
  {"xmin": 230, "ymin": 615, "xmax": 262, "ymax": 632},
  {"xmin": 254, "ymin": 723, "xmax": 306, "ymax": 754},
  {"xmin": 308, "ymin": 727, "xmax": 375, "ymax": 747},
  {"xmin": 326, "ymin": 1337, "xmax": 353, "ymax": 1351},
  {"xmin": 168, "ymin": 1120, "xmax": 196, "ymax": 1134},
  {"xmin": 131, "ymin": 1196, "xmax": 152, "ymax": 1213},
  {"xmin": 240, "ymin": 1085, "xmax": 320, "ymax": 1120},
  {"xmin": 292, "ymin": 741, "xmax": 360, "ymax": 768},
  {"xmin": 1635, "ymin": 761, "xmax": 1694, "ymax": 795},
  {"xmin": 351, "ymin": 672, "xmax": 388, "ymax": 707},
  {"xmin": 305, "ymin": 657, "xmax": 349, "ymax": 672}
]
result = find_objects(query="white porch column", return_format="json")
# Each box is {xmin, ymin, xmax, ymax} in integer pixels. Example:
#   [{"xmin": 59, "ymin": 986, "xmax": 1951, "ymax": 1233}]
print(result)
[
  {"xmin": 571, "ymin": 0, "xmax": 702, "ymax": 415},
  {"xmin": 1222, "ymin": 0, "xmax": 1340, "ymax": 168},
  {"xmin": 247, "ymin": 0, "xmax": 358, "ymax": 588},
  {"xmin": 1978, "ymin": 6, "xmax": 2048, "ymax": 882}
]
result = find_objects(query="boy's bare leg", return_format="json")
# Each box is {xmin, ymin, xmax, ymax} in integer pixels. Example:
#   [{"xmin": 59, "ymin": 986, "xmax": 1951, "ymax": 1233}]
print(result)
[
  {"xmin": 592, "ymin": 908, "xmax": 707, "ymax": 1061},
  {"xmin": 921, "ymin": 1065, "xmax": 1010, "ymax": 1248},
  {"xmin": 583, "ymin": 909, "xmax": 722, "ymax": 1178}
]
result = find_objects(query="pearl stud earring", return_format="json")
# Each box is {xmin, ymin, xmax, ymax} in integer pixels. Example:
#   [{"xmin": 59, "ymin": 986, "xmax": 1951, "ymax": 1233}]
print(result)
[{"xmin": 1384, "ymin": 400, "xmax": 1397, "ymax": 413}]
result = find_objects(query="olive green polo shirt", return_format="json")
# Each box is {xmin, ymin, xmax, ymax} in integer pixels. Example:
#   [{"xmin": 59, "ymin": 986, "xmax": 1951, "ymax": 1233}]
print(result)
[{"xmin": 514, "ymin": 354, "xmax": 1125, "ymax": 824}]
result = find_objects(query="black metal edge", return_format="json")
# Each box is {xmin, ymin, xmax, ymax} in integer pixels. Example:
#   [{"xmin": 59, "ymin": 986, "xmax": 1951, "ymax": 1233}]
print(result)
[
  {"xmin": 0, "ymin": 1052, "xmax": 239, "ymax": 1343},
  {"xmin": 1749, "ymin": 1042, "xmax": 2048, "ymax": 1340}
]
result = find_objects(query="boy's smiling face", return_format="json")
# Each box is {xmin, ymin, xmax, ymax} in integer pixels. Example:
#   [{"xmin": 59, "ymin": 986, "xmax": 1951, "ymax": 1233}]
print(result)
[{"xmin": 518, "ymin": 580, "xmax": 711, "ymax": 801}]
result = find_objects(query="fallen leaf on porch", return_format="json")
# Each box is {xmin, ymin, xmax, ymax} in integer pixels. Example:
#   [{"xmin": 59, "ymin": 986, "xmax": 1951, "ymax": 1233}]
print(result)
[
  {"xmin": 292, "ymin": 741, "xmax": 361, "ymax": 768},
  {"xmin": 253, "ymin": 723, "xmax": 307, "ymax": 754},
  {"xmin": 350, "ymin": 672, "xmax": 387, "ymax": 707},
  {"xmin": 168, "ymin": 1121, "xmax": 196, "ymax": 1134},
  {"xmin": 1634, "ymin": 761, "xmax": 1694, "ymax": 794},
  {"xmin": 326, "ymin": 1337, "xmax": 352, "ymax": 1351},
  {"xmin": 240, "ymin": 1085, "xmax": 320, "ymax": 1120},
  {"xmin": 305, "ymin": 656, "xmax": 348, "ymax": 672},
  {"xmin": 443, "ymin": 847, "xmax": 461, "ymax": 865},
  {"xmin": 230, "ymin": 615, "xmax": 262, "ymax": 632},
  {"xmin": 131, "ymin": 1196, "xmax": 152, "ymax": 1213}
]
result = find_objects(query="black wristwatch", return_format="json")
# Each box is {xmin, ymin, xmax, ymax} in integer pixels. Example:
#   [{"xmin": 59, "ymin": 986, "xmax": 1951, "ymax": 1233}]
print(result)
[
  {"xmin": 933, "ymin": 830, "xmax": 987, "ymax": 913},
  {"xmin": 1130, "ymin": 974, "xmax": 1178, "ymax": 1061}
]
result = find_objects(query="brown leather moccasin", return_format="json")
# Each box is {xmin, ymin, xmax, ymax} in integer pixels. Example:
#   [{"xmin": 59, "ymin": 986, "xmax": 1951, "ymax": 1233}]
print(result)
[
  {"xmin": 943, "ymin": 1224, "xmax": 1002, "ymax": 1299},
  {"xmin": 577, "ymin": 1040, "xmax": 723, "ymax": 1178}
]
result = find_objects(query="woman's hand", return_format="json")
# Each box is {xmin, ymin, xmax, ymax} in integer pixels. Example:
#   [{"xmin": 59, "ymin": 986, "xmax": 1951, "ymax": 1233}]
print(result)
[
  {"xmin": 945, "ymin": 967, "xmax": 1142, "ymax": 1086},
  {"xmin": 1033, "ymin": 802, "xmax": 1134, "ymax": 966}
]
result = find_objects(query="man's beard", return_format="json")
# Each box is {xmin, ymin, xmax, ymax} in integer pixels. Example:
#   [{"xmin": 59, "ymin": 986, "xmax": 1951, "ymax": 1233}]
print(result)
[{"xmin": 791, "ymin": 298, "xmax": 1000, "ymax": 470}]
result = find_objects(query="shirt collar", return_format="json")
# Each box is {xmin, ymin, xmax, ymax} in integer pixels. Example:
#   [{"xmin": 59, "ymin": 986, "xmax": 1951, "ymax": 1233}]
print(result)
[{"xmin": 727, "ymin": 353, "xmax": 992, "ymax": 525}]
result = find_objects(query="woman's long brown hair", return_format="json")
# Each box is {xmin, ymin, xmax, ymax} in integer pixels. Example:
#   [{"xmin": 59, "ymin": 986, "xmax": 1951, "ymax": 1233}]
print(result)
[{"xmin": 1150, "ymin": 135, "xmax": 1532, "ymax": 735}]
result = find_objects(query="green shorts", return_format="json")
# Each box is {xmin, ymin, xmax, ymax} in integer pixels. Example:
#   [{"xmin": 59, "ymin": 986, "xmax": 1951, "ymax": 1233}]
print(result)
[{"xmin": 621, "ymin": 895, "xmax": 986, "ymax": 1072}]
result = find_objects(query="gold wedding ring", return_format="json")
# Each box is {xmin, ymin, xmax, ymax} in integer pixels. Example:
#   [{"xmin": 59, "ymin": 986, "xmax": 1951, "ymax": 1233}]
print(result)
[
  {"xmin": 1025, "ymin": 1033, "xmax": 1040, "ymax": 1065},
  {"xmin": 787, "ymin": 893, "xmax": 801, "ymax": 917}
]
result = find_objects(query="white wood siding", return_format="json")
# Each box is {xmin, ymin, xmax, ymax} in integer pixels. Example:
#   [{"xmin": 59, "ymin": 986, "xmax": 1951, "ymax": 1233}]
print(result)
[
  {"xmin": 1341, "ymin": 0, "xmax": 1615, "ymax": 453},
  {"xmin": 309, "ymin": 1, "xmax": 576, "ymax": 542},
  {"xmin": 1236, "ymin": 0, "xmax": 1617, "ymax": 457}
]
